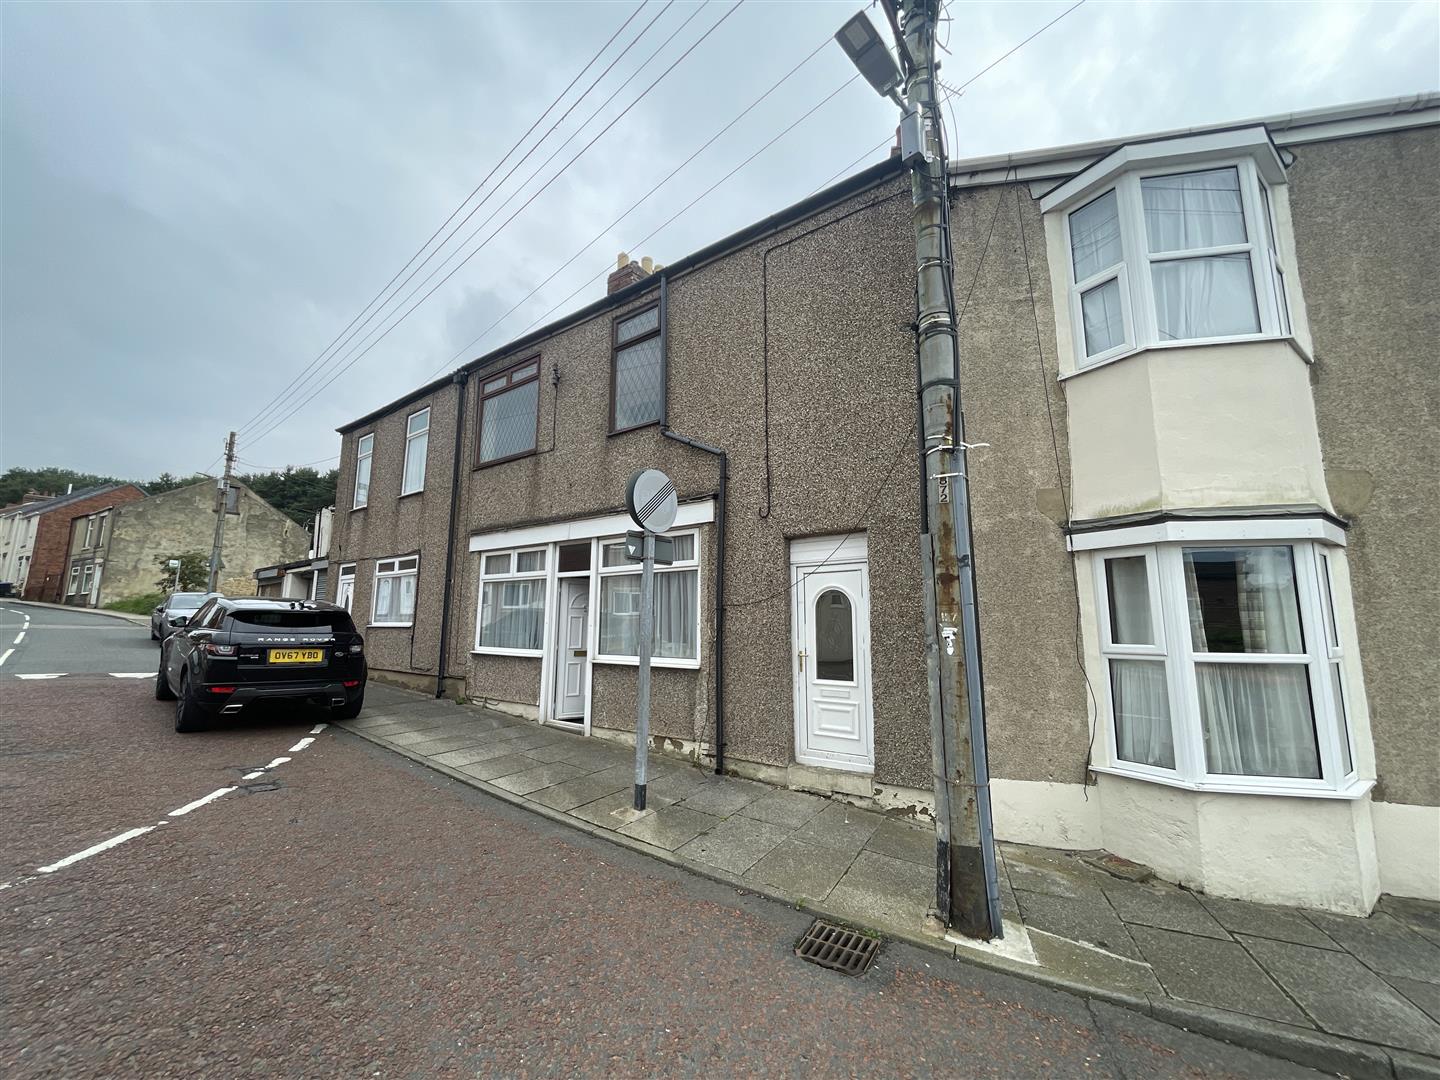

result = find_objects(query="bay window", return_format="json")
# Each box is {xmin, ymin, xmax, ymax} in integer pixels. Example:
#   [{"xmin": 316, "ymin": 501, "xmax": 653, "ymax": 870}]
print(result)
[
  {"xmin": 597, "ymin": 531, "xmax": 698, "ymax": 662},
  {"xmin": 1060, "ymin": 156, "xmax": 1290, "ymax": 367},
  {"xmin": 371, "ymin": 555, "xmax": 417, "ymax": 626},
  {"xmin": 476, "ymin": 547, "xmax": 546, "ymax": 653},
  {"xmin": 1095, "ymin": 539, "xmax": 1357, "ymax": 794}
]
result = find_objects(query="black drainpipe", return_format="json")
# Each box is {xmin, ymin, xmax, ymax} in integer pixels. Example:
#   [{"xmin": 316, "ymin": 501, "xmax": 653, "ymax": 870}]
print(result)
[
  {"xmin": 657, "ymin": 272, "xmax": 730, "ymax": 774},
  {"xmin": 435, "ymin": 368, "xmax": 470, "ymax": 698}
]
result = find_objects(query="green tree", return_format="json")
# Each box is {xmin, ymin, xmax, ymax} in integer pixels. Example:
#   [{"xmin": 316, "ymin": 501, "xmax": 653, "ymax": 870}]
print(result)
[
  {"xmin": 235, "ymin": 467, "xmax": 338, "ymax": 525},
  {"xmin": 0, "ymin": 466, "xmax": 121, "ymax": 506},
  {"xmin": 144, "ymin": 471, "xmax": 213, "ymax": 495},
  {"xmin": 155, "ymin": 551, "xmax": 210, "ymax": 592}
]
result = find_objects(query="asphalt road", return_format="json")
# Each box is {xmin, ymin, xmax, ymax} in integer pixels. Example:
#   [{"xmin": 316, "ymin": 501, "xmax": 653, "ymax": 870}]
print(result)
[
  {"xmin": 1, "ymin": 647, "xmax": 1326, "ymax": 1076},
  {"xmin": 0, "ymin": 601, "xmax": 157, "ymax": 677}
]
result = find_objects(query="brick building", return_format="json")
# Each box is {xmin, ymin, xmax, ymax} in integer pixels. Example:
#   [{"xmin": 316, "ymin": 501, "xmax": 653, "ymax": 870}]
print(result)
[{"xmin": 16, "ymin": 484, "xmax": 146, "ymax": 602}]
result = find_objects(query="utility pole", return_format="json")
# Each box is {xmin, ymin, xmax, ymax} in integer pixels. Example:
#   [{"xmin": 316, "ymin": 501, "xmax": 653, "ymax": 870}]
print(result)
[
  {"xmin": 894, "ymin": 0, "xmax": 1001, "ymax": 940},
  {"xmin": 207, "ymin": 431, "xmax": 236, "ymax": 593}
]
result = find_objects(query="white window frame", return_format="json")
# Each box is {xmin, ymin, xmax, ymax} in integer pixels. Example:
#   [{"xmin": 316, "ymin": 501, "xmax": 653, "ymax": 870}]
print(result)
[
  {"xmin": 353, "ymin": 433, "xmax": 374, "ymax": 510},
  {"xmin": 80, "ymin": 563, "xmax": 94, "ymax": 596},
  {"xmin": 67, "ymin": 564, "xmax": 81, "ymax": 595},
  {"xmin": 1092, "ymin": 538, "xmax": 1363, "ymax": 798},
  {"xmin": 1060, "ymin": 157, "xmax": 1290, "ymax": 370},
  {"xmin": 370, "ymin": 555, "xmax": 418, "ymax": 627},
  {"xmin": 594, "ymin": 529, "xmax": 701, "ymax": 670},
  {"xmin": 337, "ymin": 563, "xmax": 356, "ymax": 613},
  {"xmin": 401, "ymin": 407, "xmax": 430, "ymax": 497},
  {"xmin": 82, "ymin": 515, "xmax": 98, "ymax": 550},
  {"xmin": 474, "ymin": 546, "xmax": 548, "ymax": 657}
]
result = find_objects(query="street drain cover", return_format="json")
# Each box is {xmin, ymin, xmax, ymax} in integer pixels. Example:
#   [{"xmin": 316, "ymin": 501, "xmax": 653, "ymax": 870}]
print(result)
[{"xmin": 795, "ymin": 919, "xmax": 878, "ymax": 976}]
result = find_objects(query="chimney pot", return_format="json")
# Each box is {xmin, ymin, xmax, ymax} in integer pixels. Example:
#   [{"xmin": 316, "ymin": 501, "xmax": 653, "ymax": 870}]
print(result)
[
  {"xmin": 640, "ymin": 256, "xmax": 654, "ymax": 274},
  {"xmin": 617, "ymin": 252, "xmax": 630, "ymax": 269}
]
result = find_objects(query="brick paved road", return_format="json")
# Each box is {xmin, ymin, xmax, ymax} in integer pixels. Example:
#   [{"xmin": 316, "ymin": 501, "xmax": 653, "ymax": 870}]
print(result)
[{"xmin": 1, "ymin": 677, "xmax": 1327, "ymax": 1078}]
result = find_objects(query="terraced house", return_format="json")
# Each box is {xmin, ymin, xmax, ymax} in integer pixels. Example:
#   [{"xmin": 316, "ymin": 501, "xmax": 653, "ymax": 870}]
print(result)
[{"xmin": 327, "ymin": 94, "xmax": 1438, "ymax": 916}]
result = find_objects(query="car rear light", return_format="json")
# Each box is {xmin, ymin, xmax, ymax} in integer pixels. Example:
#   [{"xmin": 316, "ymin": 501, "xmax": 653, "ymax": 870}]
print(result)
[
  {"xmin": 343, "ymin": 680, "xmax": 360, "ymax": 688},
  {"xmin": 204, "ymin": 643, "xmax": 238, "ymax": 657},
  {"xmin": 347, "ymin": 644, "xmax": 363, "ymax": 654},
  {"xmin": 207, "ymin": 686, "xmax": 237, "ymax": 694}
]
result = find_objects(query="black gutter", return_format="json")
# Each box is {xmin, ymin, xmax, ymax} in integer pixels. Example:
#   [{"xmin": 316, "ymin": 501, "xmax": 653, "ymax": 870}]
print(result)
[
  {"xmin": 337, "ymin": 157, "xmax": 906, "ymax": 435},
  {"xmin": 657, "ymin": 274, "xmax": 730, "ymax": 775},
  {"xmin": 434, "ymin": 369, "xmax": 470, "ymax": 699}
]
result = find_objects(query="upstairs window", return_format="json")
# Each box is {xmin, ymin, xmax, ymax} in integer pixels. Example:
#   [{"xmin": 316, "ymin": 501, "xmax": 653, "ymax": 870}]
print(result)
[
  {"xmin": 477, "ymin": 358, "xmax": 539, "ymax": 466},
  {"xmin": 353, "ymin": 433, "xmax": 374, "ymax": 509},
  {"xmin": 1062, "ymin": 159, "xmax": 1289, "ymax": 367},
  {"xmin": 401, "ymin": 407, "xmax": 430, "ymax": 495},
  {"xmin": 611, "ymin": 304, "xmax": 663, "ymax": 433}
]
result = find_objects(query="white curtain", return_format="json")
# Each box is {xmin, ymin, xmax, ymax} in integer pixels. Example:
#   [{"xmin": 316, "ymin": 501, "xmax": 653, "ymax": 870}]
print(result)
[
  {"xmin": 1198, "ymin": 662, "xmax": 1320, "ymax": 778},
  {"xmin": 479, "ymin": 579, "xmax": 543, "ymax": 650},
  {"xmin": 1142, "ymin": 168, "xmax": 1247, "ymax": 252},
  {"xmin": 1070, "ymin": 189, "xmax": 1122, "ymax": 280},
  {"xmin": 376, "ymin": 573, "xmax": 416, "ymax": 624},
  {"xmin": 1111, "ymin": 659, "xmax": 1174, "ymax": 768},
  {"xmin": 403, "ymin": 429, "xmax": 428, "ymax": 493},
  {"xmin": 1081, "ymin": 278, "xmax": 1125, "ymax": 356},
  {"xmin": 1185, "ymin": 547, "xmax": 1301, "ymax": 654},
  {"xmin": 1105, "ymin": 556, "xmax": 1152, "ymax": 644},
  {"xmin": 600, "ymin": 570, "xmax": 697, "ymax": 659}
]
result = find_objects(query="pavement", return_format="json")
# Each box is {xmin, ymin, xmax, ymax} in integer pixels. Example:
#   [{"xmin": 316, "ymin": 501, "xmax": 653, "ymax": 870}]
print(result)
[
  {"xmin": 349, "ymin": 685, "xmax": 1440, "ymax": 1080},
  {"xmin": 3, "ymin": 607, "xmax": 1342, "ymax": 1077}
]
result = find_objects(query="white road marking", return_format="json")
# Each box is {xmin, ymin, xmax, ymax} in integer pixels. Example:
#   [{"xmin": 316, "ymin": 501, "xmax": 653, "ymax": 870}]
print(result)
[
  {"xmin": 108, "ymin": 672, "xmax": 153, "ymax": 678},
  {"xmin": 15, "ymin": 673, "xmax": 64, "ymax": 680},
  {"xmin": 37, "ymin": 825, "xmax": 158, "ymax": 873},
  {"xmin": 14, "ymin": 631, "xmax": 24, "ymax": 644},
  {"xmin": 168, "ymin": 787, "xmax": 237, "ymax": 817},
  {"xmin": 310, "ymin": 723, "xmax": 328, "ymax": 734},
  {"xmin": 0, "ymin": 649, "xmax": 12, "ymax": 666},
  {"xmin": 288, "ymin": 737, "xmax": 315, "ymax": 752}
]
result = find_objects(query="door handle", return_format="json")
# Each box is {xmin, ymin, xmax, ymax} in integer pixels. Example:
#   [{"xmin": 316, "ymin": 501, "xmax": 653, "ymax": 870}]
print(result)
[{"xmin": 798, "ymin": 649, "xmax": 806, "ymax": 672}]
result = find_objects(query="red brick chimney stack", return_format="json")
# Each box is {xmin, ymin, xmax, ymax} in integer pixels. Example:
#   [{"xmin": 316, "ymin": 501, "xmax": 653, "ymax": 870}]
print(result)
[{"xmin": 606, "ymin": 252, "xmax": 651, "ymax": 295}]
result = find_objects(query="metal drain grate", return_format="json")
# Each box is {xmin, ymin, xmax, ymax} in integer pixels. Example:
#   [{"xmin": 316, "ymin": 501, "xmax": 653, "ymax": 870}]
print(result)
[{"xmin": 795, "ymin": 919, "xmax": 879, "ymax": 976}]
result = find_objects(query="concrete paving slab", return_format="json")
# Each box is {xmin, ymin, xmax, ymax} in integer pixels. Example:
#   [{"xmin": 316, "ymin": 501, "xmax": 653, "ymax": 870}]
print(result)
[
  {"xmin": 545, "ymin": 741, "xmax": 632, "ymax": 769},
  {"xmin": 617, "ymin": 805, "xmax": 720, "ymax": 851},
  {"xmin": 789, "ymin": 802, "xmax": 884, "ymax": 854},
  {"xmin": 677, "ymin": 777, "xmax": 769, "ymax": 818},
  {"xmin": 735, "ymin": 788, "xmax": 827, "ymax": 829},
  {"xmin": 1015, "ymin": 888, "xmax": 1142, "ymax": 961},
  {"xmin": 383, "ymin": 722, "xmax": 489, "ymax": 747},
  {"xmin": 1104, "ymin": 881, "xmax": 1229, "ymax": 940},
  {"xmin": 1198, "ymin": 894, "xmax": 1340, "ymax": 950},
  {"xmin": 823, "ymin": 850, "xmax": 933, "ymax": 939},
  {"xmin": 1304, "ymin": 910, "xmax": 1440, "ymax": 985},
  {"xmin": 675, "ymin": 815, "xmax": 790, "ymax": 876},
  {"xmin": 457, "ymin": 752, "xmax": 541, "ymax": 783},
  {"xmin": 1027, "ymin": 930, "xmax": 1165, "ymax": 1000},
  {"xmin": 1379, "ymin": 896, "xmax": 1440, "ymax": 939},
  {"xmin": 864, "ymin": 817, "xmax": 934, "ymax": 868},
  {"xmin": 356, "ymin": 714, "xmax": 469, "ymax": 737},
  {"xmin": 405, "ymin": 733, "xmax": 493, "ymax": 757},
  {"xmin": 1242, "ymin": 934, "xmax": 1440, "ymax": 1055},
  {"xmin": 642, "ymin": 766, "xmax": 711, "ymax": 806},
  {"xmin": 490, "ymin": 762, "xmax": 587, "ymax": 797},
  {"xmin": 1130, "ymin": 925, "xmax": 1309, "ymax": 1026},
  {"xmin": 571, "ymin": 790, "xmax": 653, "ymax": 831},
  {"xmin": 431, "ymin": 741, "xmax": 539, "ymax": 769},
  {"xmin": 743, "ymin": 836, "xmax": 857, "ymax": 902},
  {"xmin": 523, "ymin": 739, "xmax": 589, "ymax": 763},
  {"xmin": 1389, "ymin": 976, "xmax": 1440, "ymax": 1026},
  {"xmin": 529, "ymin": 765, "xmax": 634, "ymax": 812}
]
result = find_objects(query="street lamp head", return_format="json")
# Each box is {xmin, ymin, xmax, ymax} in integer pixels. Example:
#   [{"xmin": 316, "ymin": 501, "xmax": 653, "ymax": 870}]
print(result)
[{"xmin": 834, "ymin": 11, "xmax": 902, "ymax": 99}]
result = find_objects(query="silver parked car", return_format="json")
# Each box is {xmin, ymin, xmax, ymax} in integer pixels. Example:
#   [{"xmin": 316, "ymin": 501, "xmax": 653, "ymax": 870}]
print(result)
[{"xmin": 151, "ymin": 592, "xmax": 220, "ymax": 641}]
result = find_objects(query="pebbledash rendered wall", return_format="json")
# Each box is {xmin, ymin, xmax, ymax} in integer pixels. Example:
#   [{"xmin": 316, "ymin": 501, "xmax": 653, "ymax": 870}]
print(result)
[{"xmin": 101, "ymin": 481, "xmax": 308, "ymax": 601}]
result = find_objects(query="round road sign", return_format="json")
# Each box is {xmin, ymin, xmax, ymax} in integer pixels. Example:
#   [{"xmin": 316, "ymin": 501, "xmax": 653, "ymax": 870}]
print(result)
[{"xmin": 626, "ymin": 468, "xmax": 677, "ymax": 534}]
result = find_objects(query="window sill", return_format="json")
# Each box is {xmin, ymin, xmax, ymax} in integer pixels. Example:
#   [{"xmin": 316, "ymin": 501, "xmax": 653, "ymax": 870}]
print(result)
[
  {"xmin": 1058, "ymin": 334, "xmax": 1312, "ymax": 382},
  {"xmin": 398, "ymin": 489, "xmax": 424, "ymax": 501},
  {"xmin": 473, "ymin": 449, "xmax": 537, "ymax": 471},
  {"xmin": 1090, "ymin": 763, "xmax": 1374, "ymax": 801},
  {"xmin": 350, "ymin": 505, "xmax": 368, "ymax": 513},
  {"xmin": 608, "ymin": 420, "xmax": 661, "ymax": 439},
  {"xmin": 593, "ymin": 655, "xmax": 700, "ymax": 671},
  {"xmin": 367, "ymin": 622, "xmax": 414, "ymax": 629},
  {"xmin": 472, "ymin": 647, "xmax": 543, "ymax": 659}
]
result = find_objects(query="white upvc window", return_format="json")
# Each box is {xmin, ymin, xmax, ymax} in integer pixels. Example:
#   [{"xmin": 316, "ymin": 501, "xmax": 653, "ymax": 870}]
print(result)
[
  {"xmin": 401, "ymin": 407, "xmax": 430, "ymax": 496},
  {"xmin": 82, "ymin": 515, "xmax": 98, "ymax": 550},
  {"xmin": 1063, "ymin": 159, "xmax": 1289, "ymax": 368},
  {"xmin": 1094, "ymin": 539, "xmax": 1357, "ymax": 796},
  {"xmin": 596, "ymin": 531, "xmax": 699, "ymax": 665},
  {"xmin": 475, "ymin": 547, "xmax": 547, "ymax": 655},
  {"xmin": 337, "ymin": 563, "xmax": 356, "ymax": 613},
  {"xmin": 67, "ymin": 564, "xmax": 81, "ymax": 595},
  {"xmin": 80, "ymin": 563, "xmax": 94, "ymax": 596},
  {"xmin": 353, "ymin": 433, "xmax": 374, "ymax": 509},
  {"xmin": 371, "ymin": 555, "xmax": 417, "ymax": 627}
]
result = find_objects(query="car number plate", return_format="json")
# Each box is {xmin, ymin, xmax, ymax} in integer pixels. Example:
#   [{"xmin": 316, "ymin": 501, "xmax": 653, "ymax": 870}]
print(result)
[{"xmin": 269, "ymin": 648, "xmax": 325, "ymax": 664}]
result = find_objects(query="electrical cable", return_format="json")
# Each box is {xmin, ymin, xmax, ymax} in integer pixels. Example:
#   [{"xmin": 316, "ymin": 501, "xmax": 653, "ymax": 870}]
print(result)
[
  {"xmin": 425, "ymin": 34, "xmax": 838, "ymax": 381},
  {"xmin": 233, "ymin": 0, "xmax": 654, "ymax": 440},
  {"xmin": 243, "ymin": 0, "xmax": 744, "ymax": 452},
  {"xmin": 238, "ymin": 0, "xmax": 677, "ymax": 441}
]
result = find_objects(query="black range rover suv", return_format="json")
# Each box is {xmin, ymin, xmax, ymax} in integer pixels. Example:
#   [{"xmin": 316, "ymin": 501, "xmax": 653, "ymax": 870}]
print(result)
[{"xmin": 156, "ymin": 597, "xmax": 366, "ymax": 732}]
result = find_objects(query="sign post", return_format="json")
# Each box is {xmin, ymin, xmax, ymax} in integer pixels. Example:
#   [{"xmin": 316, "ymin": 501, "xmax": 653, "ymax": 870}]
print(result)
[{"xmin": 624, "ymin": 469, "xmax": 677, "ymax": 812}]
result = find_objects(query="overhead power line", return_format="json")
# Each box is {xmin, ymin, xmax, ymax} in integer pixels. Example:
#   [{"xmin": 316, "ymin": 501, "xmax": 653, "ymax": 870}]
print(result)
[
  {"xmin": 243, "ymin": 0, "xmax": 744, "ymax": 451},
  {"xmin": 235, "ymin": 0, "xmax": 663, "ymax": 441}
]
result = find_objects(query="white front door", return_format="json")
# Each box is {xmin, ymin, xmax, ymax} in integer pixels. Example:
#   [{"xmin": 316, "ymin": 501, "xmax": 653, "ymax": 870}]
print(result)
[
  {"xmin": 555, "ymin": 579, "xmax": 589, "ymax": 720},
  {"xmin": 793, "ymin": 563, "xmax": 874, "ymax": 772}
]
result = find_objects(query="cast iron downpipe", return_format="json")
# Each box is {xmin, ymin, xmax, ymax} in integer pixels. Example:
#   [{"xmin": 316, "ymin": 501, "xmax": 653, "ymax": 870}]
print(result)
[
  {"xmin": 435, "ymin": 368, "xmax": 470, "ymax": 698},
  {"xmin": 657, "ymin": 273, "xmax": 730, "ymax": 774}
]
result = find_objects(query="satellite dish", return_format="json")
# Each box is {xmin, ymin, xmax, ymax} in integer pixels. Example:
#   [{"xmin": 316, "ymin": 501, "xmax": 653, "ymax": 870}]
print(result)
[{"xmin": 626, "ymin": 468, "xmax": 677, "ymax": 534}]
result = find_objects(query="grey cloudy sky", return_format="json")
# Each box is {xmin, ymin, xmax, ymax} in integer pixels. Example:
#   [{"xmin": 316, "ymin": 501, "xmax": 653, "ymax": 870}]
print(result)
[{"xmin": 3, "ymin": 0, "xmax": 1436, "ymax": 480}]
